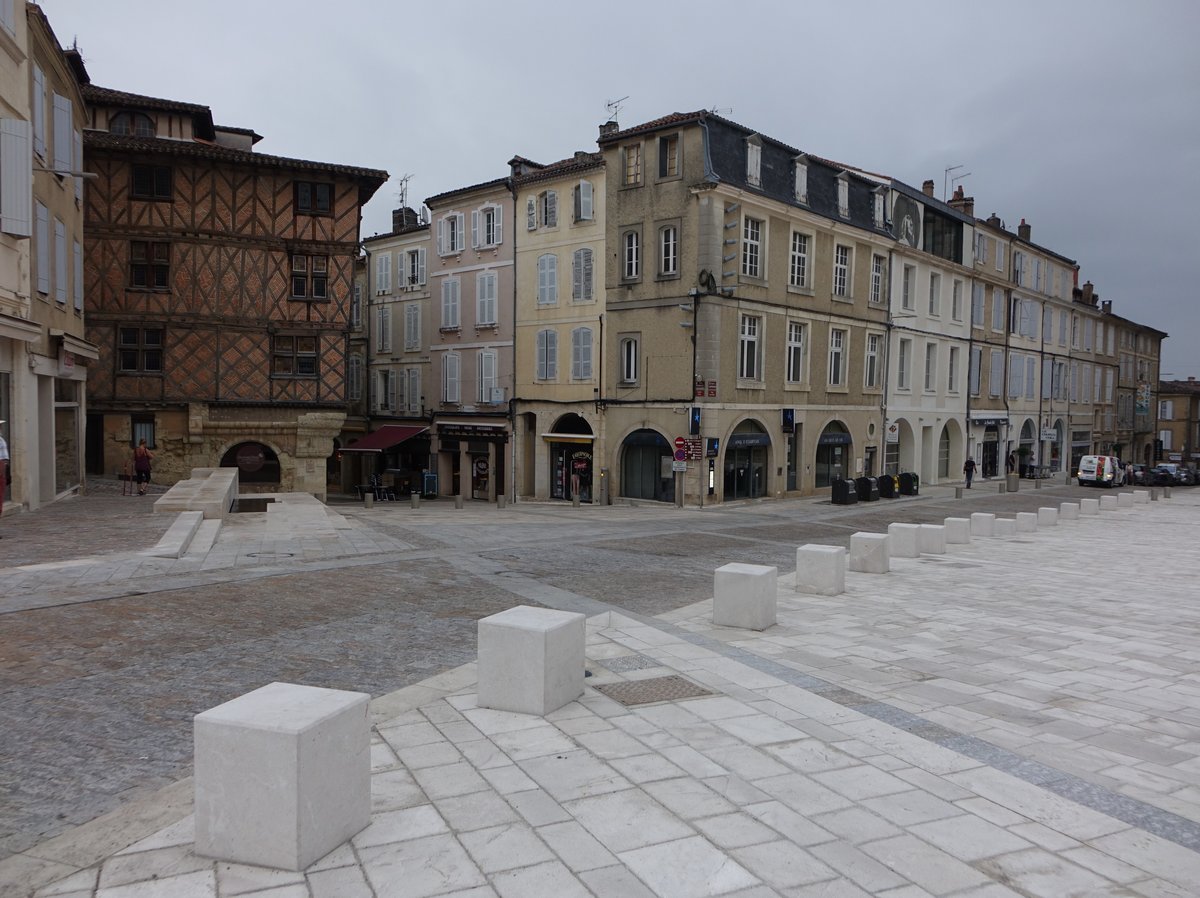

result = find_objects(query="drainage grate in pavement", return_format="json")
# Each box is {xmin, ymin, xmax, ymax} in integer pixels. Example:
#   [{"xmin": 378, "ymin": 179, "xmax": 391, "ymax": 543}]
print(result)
[
  {"xmin": 597, "ymin": 654, "xmax": 663, "ymax": 673},
  {"xmin": 593, "ymin": 675, "xmax": 714, "ymax": 706}
]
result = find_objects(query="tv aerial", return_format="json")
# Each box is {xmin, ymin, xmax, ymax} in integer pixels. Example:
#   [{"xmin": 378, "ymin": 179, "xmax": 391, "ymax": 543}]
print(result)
[{"xmin": 605, "ymin": 95, "xmax": 628, "ymax": 122}]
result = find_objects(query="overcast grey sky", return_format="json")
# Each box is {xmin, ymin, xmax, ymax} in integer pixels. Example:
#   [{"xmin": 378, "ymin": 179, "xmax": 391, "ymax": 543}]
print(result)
[{"xmin": 42, "ymin": 0, "xmax": 1200, "ymax": 377}]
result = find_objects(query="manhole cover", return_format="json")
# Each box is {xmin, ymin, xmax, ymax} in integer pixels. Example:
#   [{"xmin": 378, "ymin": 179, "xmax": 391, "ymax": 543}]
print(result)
[
  {"xmin": 594, "ymin": 675, "xmax": 714, "ymax": 706},
  {"xmin": 597, "ymin": 654, "xmax": 662, "ymax": 673}
]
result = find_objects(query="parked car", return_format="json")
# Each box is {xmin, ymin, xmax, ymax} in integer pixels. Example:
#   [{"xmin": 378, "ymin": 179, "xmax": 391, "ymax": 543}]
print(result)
[
  {"xmin": 1077, "ymin": 455, "xmax": 1125, "ymax": 487},
  {"xmin": 1150, "ymin": 464, "xmax": 1182, "ymax": 486},
  {"xmin": 1179, "ymin": 466, "xmax": 1197, "ymax": 485},
  {"xmin": 1129, "ymin": 464, "xmax": 1149, "ymax": 485}
]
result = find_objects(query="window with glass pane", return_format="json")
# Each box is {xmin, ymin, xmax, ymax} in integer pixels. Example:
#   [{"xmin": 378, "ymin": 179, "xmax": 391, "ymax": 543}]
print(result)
[
  {"xmin": 828, "ymin": 328, "xmax": 846, "ymax": 385},
  {"xmin": 622, "ymin": 231, "xmax": 640, "ymax": 279},
  {"xmin": 786, "ymin": 321, "xmax": 805, "ymax": 383},
  {"xmin": 118, "ymin": 326, "xmax": 163, "ymax": 373},
  {"xmin": 130, "ymin": 241, "xmax": 169, "ymax": 289},
  {"xmin": 789, "ymin": 232, "xmax": 808, "ymax": 288},
  {"xmin": 660, "ymin": 226, "xmax": 678, "ymax": 276},
  {"xmin": 833, "ymin": 246, "xmax": 850, "ymax": 297},
  {"xmin": 739, "ymin": 315, "xmax": 760, "ymax": 380},
  {"xmin": 272, "ymin": 334, "xmax": 317, "ymax": 377},
  {"xmin": 865, "ymin": 333, "xmax": 881, "ymax": 387},
  {"xmin": 620, "ymin": 336, "xmax": 638, "ymax": 383},
  {"xmin": 870, "ymin": 255, "xmax": 884, "ymax": 303},
  {"xmin": 742, "ymin": 218, "xmax": 761, "ymax": 278}
]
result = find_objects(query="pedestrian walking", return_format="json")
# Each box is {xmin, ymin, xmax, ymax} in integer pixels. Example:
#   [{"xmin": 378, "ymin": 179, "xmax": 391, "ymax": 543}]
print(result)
[
  {"xmin": 963, "ymin": 456, "xmax": 976, "ymax": 488},
  {"xmin": 133, "ymin": 438, "xmax": 154, "ymax": 496},
  {"xmin": 1006, "ymin": 452, "xmax": 1016, "ymax": 475}
]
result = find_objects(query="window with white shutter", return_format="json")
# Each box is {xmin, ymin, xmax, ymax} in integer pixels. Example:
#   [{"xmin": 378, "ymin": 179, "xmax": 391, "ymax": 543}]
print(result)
[
  {"xmin": 348, "ymin": 354, "xmax": 362, "ymax": 401},
  {"xmin": 971, "ymin": 282, "xmax": 984, "ymax": 326},
  {"xmin": 537, "ymin": 254, "xmax": 557, "ymax": 305},
  {"xmin": 526, "ymin": 196, "xmax": 536, "ymax": 230},
  {"xmin": 387, "ymin": 368, "xmax": 398, "ymax": 411},
  {"xmin": 478, "ymin": 350, "xmax": 496, "ymax": 401},
  {"xmin": 52, "ymin": 93, "xmax": 72, "ymax": 174},
  {"xmin": 405, "ymin": 247, "xmax": 427, "ymax": 286},
  {"xmin": 74, "ymin": 129, "xmax": 83, "ymax": 200},
  {"xmin": 539, "ymin": 190, "xmax": 557, "ymax": 227},
  {"xmin": 35, "ymin": 202, "xmax": 49, "ymax": 293},
  {"xmin": 404, "ymin": 303, "xmax": 420, "ymax": 350},
  {"xmin": 989, "ymin": 350, "xmax": 1003, "ymax": 397},
  {"xmin": 572, "ymin": 248, "xmax": 593, "ymax": 301},
  {"xmin": 54, "ymin": 218, "xmax": 66, "ymax": 303},
  {"xmin": 350, "ymin": 284, "xmax": 362, "ymax": 329},
  {"xmin": 376, "ymin": 306, "xmax": 391, "ymax": 352},
  {"xmin": 74, "ymin": 241, "xmax": 83, "ymax": 311},
  {"xmin": 32, "ymin": 65, "xmax": 45, "ymax": 159},
  {"xmin": 375, "ymin": 253, "xmax": 390, "ymax": 293},
  {"xmin": 969, "ymin": 346, "xmax": 981, "ymax": 396},
  {"xmin": 1042, "ymin": 358, "xmax": 1052, "ymax": 400},
  {"xmin": 1025, "ymin": 357, "xmax": 1035, "ymax": 400},
  {"xmin": 1008, "ymin": 353, "xmax": 1023, "ymax": 397},
  {"xmin": 571, "ymin": 327, "xmax": 592, "ymax": 379},
  {"xmin": 443, "ymin": 352, "xmax": 460, "ymax": 403},
  {"xmin": 746, "ymin": 137, "xmax": 762, "ymax": 187},
  {"xmin": 477, "ymin": 271, "xmax": 497, "ymax": 324},
  {"xmin": 0, "ymin": 119, "xmax": 32, "ymax": 236},
  {"xmin": 574, "ymin": 180, "xmax": 593, "ymax": 221},
  {"xmin": 441, "ymin": 278, "xmax": 460, "ymax": 328},
  {"xmin": 407, "ymin": 369, "xmax": 421, "ymax": 413},
  {"xmin": 536, "ymin": 329, "xmax": 557, "ymax": 380},
  {"xmin": 793, "ymin": 158, "xmax": 808, "ymax": 203}
]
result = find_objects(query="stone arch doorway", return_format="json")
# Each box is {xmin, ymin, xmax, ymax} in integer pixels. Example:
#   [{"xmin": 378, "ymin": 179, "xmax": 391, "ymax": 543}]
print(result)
[
  {"xmin": 548, "ymin": 413, "xmax": 595, "ymax": 502},
  {"xmin": 723, "ymin": 419, "xmax": 770, "ymax": 500},
  {"xmin": 620, "ymin": 429, "xmax": 672, "ymax": 502},
  {"xmin": 815, "ymin": 420, "xmax": 852, "ymax": 487},
  {"xmin": 220, "ymin": 441, "xmax": 281, "ymax": 486}
]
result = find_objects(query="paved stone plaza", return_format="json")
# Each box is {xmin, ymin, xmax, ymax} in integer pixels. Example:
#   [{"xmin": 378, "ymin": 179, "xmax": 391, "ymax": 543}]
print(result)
[{"xmin": 2, "ymin": 482, "xmax": 1199, "ymax": 896}]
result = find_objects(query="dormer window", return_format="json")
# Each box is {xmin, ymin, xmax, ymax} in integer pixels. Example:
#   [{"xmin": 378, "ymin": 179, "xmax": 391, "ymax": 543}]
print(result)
[
  {"xmin": 872, "ymin": 186, "xmax": 887, "ymax": 228},
  {"xmin": 793, "ymin": 156, "xmax": 808, "ymax": 204},
  {"xmin": 109, "ymin": 112, "xmax": 155, "ymax": 138},
  {"xmin": 836, "ymin": 172, "xmax": 850, "ymax": 219},
  {"xmin": 746, "ymin": 135, "xmax": 762, "ymax": 188}
]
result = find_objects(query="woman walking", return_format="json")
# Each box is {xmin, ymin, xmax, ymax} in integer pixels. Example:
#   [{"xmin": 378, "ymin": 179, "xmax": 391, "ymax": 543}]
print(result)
[{"xmin": 133, "ymin": 438, "xmax": 154, "ymax": 496}]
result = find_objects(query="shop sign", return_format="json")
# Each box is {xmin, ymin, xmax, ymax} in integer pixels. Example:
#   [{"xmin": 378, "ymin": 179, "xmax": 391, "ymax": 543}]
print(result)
[
  {"xmin": 1040, "ymin": 428, "xmax": 1057, "ymax": 441},
  {"xmin": 818, "ymin": 432, "xmax": 852, "ymax": 447},
  {"xmin": 439, "ymin": 424, "xmax": 508, "ymax": 441},
  {"xmin": 885, "ymin": 422, "xmax": 899, "ymax": 443},
  {"xmin": 728, "ymin": 432, "xmax": 771, "ymax": 449}
]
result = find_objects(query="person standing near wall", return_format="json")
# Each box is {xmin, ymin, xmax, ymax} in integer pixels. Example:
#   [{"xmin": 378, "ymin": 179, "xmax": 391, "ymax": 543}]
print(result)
[
  {"xmin": 963, "ymin": 456, "xmax": 976, "ymax": 489},
  {"xmin": 133, "ymin": 438, "xmax": 154, "ymax": 496}
]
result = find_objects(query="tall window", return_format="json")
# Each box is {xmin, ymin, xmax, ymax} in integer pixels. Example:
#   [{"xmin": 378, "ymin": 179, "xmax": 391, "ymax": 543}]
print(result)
[
  {"xmin": 271, "ymin": 335, "xmax": 317, "ymax": 377},
  {"xmin": 438, "ymin": 213, "xmax": 465, "ymax": 254},
  {"xmin": 793, "ymin": 158, "xmax": 808, "ymax": 203},
  {"xmin": 376, "ymin": 306, "xmax": 391, "ymax": 352},
  {"xmin": 405, "ymin": 247, "xmax": 426, "ymax": 286},
  {"xmin": 836, "ymin": 175, "xmax": 849, "ymax": 217},
  {"xmin": 742, "ymin": 217, "xmax": 762, "ymax": 278},
  {"xmin": 951, "ymin": 280, "xmax": 963, "ymax": 320},
  {"xmin": 969, "ymin": 346, "xmax": 981, "ymax": 395},
  {"xmin": 620, "ymin": 336, "xmax": 639, "ymax": 383},
  {"xmin": 865, "ymin": 333, "xmax": 881, "ymax": 388},
  {"xmin": 623, "ymin": 143, "xmax": 642, "ymax": 186},
  {"xmin": 404, "ymin": 303, "xmax": 420, "ymax": 350},
  {"xmin": 789, "ymin": 232, "xmax": 809, "ymax": 288},
  {"xmin": 902, "ymin": 265, "xmax": 914, "ymax": 310},
  {"xmin": 924, "ymin": 343, "xmax": 937, "ymax": 391},
  {"xmin": 377, "ymin": 370, "xmax": 395, "ymax": 411},
  {"xmin": 348, "ymin": 354, "xmax": 363, "ymax": 401},
  {"xmin": 54, "ymin": 219, "xmax": 66, "ymax": 304},
  {"xmin": 990, "ymin": 350, "xmax": 1003, "ymax": 397},
  {"xmin": 375, "ymin": 251, "xmax": 391, "ymax": 293},
  {"xmin": 948, "ymin": 345, "xmax": 960, "ymax": 392},
  {"xmin": 622, "ymin": 230, "xmax": 640, "ymax": 280},
  {"xmin": 477, "ymin": 271, "xmax": 497, "ymax": 325},
  {"xmin": 971, "ymin": 282, "xmax": 984, "ymax": 326},
  {"xmin": 658, "ymin": 134, "xmax": 679, "ymax": 178},
  {"xmin": 130, "ymin": 241, "xmax": 170, "ymax": 289},
  {"xmin": 738, "ymin": 314, "xmax": 761, "ymax": 380},
  {"xmin": 659, "ymin": 225, "xmax": 679, "ymax": 277},
  {"xmin": 833, "ymin": 245, "xmax": 850, "ymax": 297},
  {"xmin": 294, "ymin": 182, "xmax": 332, "ymax": 215},
  {"xmin": 478, "ymin": 350, "xmax": 497, "ymax": 402},
  {"xmin": 538, "ymin": 190, "xmax": 558, "ymax": 228},
  {"xmin": 472, "ymin": 204, "xmax": 503, "ymax": 248},
  {"xmin": 573, "ymin": 179, "xmax": 594, "ymax": 221},
  {"xmin": 536, "ymin": 329, "xmax": 557, "ymax": 380},
  {"xmin": 870, "ymin": 255, "xmax": 885, "ymax": 304},
  {"xmin": 442, "ymin": 352, "xmax": 460, "ymax": 403},
  {"xmin": 975, "ymin": 232, "xmax": 986, "ymax": 264},
  {"xmin": 928, "ymin": 272, "xmax": 941, "ymax": 315},
  {"xmin": 786, "ymin": 321, "xmax": 805, "ymax": 384},
  {"xmin": 992, "ymin": 287, "xmax": 1005, "ymax": 331},
  {"xmin": 572, "ymin": 248, "xmax": 594, "ymax": 301},
  {"xmin": 571, "ymin": 327, "xmax": 593, "ymax": 379},
  {"xmin": 897, "ymin": 338, "xmax": 911, "ymax": 390},
  {"xmin": 537, "ymin": 254, "xmax": 558, "ymax": 305},
  {"xmin": 291, "ymin": 254, "xmax": 328, "ymax": 300},
  {"xmin": 746, "ymin": 137, "xmax": 762, "ymax": 187},
  {"xmin": 828, "ymin": 328, "xmax": 846, "ymax": 386},
  {"xmin": 118, "ymin": 327, "xmax": 163, "ymax": 373},
  {"xmin": 441, "ymin": 278, "xmax": 460, "ymax": 328},
  {"xmin": 350, "ymin": 284, "xmax": 362, "ymax": 329}
]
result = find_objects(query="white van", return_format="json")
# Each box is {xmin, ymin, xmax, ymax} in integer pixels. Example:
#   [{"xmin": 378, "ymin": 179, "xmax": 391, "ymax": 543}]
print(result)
[{"xmin": 1077, "ymin": 455, "xmax": 1124, "ymax": 487}]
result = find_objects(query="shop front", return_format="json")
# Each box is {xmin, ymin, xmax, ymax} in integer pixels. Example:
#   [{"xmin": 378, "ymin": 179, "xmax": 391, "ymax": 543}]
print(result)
[
  {"xmin": 971, "ymin": 417, "xmax": 1006, "ymax": 478},
  {"xmin": 620, "ymin": 428, "xmax": 672, "ymax": 502},
  {"xmin": 723, "ymin": 420, "xmax": 770, "ymax": 500},
  {"xmin": 542, "ymin": 413, "xmax": 595, "ymax": 502},
  {"xmin": 434, "ymin": 421, "xmax": 508, "ymax": 502},
  {"xmin": 815, "ymin": 421, "xmax": 852, "ymax": 487}
]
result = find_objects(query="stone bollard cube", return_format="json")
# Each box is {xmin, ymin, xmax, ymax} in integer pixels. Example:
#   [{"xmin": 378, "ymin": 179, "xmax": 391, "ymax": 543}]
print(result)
[
  {"xmin": 994, "ymin": 517, "xmax": 1017, "ymax": 536},
  {"xmin": 970, "ymin": 512, "xmax": 996, "ymax": 536},
  {"xmin": 944, "ymin": 517, "xmax": 971, "ymax": 544},
  {"xmin": 849, "ymin": 532, "xmax": 889, "ymax": 574},
  {"xmin": 955, "ymin": 487, "xmax": 963, "ymax": 499},
  {"xmin": 1080, "ymin": 497, "xmax": 1100, "ymax": 515},
  {"xmin": 1165, "ymin": 485, "xmax": 1173, "ymax": 499},
  {"xmin": 1037, "ymin": 507, "xmax": 1058, "ymax": 527},
  {"xmin": 887, "ymin": 523, "xmax": 921, "ymax": 557},
  {"xmin": 194, "ymin": 682, "xmax": 370, "ymax": 871},
  {"xmin": 1099, "ymin": 494, "xmax": 1118, "ymax": 511},
  {"xmin": 410, "ymin": 493, "xmax": 420, "ymax": 509},
  {"xmin": 478, "ymin": 606, "xmax": 586, "ymax": 716},
  {"xmin": 1134, "ymin": 490, "xmax": 1149, "ymax": 505},
  {"xmin": 713, "ymin": 563, "xmax": 778, "ymax": 630},
  {"xmin": 455, "ymin": 495, "xmax": 465, "ymax": 510},
  {"xmin": 1060, "ymin": 502, "xmax": 1080, "ymax": 520},
  {"xmin": 1150, "ymin": 488, "xmax": 1159, "ymax": 501},
  {"xmin": 1117, "ymin": 492, "xmax": 1134, "ymax": 508},
  {"xmin": 794, "ymin": 545, "xmax": 847, "ymax": 596},
  {"xmin": 1015, "ymin": 512, "xmax": 1038, "ymax": 532},
  {"xmin": 918, "ymin": 524, "xmax": 946, "ymax": 554}
]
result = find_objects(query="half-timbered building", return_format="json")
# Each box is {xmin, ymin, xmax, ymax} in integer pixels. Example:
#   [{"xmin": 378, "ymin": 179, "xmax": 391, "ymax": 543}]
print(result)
[{"xmin": 80, "ymin": 82, "xmax": 386, "ymax": 498}]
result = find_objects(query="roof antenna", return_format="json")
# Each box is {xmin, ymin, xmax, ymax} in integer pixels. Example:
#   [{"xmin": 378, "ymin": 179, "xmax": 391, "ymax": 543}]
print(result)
[
  {"xmin": 605, "ymin": 96, "xmax": 628, "ymax": 123},
  {"xmin": 395, "ymin": 173, "xmax": 413, "ymax": 210},
  {"xmin": 708, "ymin": 106, "xmax": 732, "ymax": 116}
]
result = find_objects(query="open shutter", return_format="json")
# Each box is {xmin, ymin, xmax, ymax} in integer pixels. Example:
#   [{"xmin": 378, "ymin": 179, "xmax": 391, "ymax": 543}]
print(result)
[
  {"xmin": 546, "ymin": 330, "xmax": 557, "ymax": 380},
  {"xmin": 582, "ymin": 248, "xmax": 593, "ymax": 300},
  {"xmin": 444, "ymin": 354, "xmax": 460, "ymax": 403},
  {"xmin": 73, "ymin": 129, "xmax": 83, "ymax": 200},
  {"xmin": 35, "ymin": 203, "xmax": 48, "ymax": 292},
  {"xmin": 52, "ymin": 93, "xmax": 71, "ymax": 173},
  {"xmin": 409, "ymin": 369, "xmax": 421, "ymax": 412},
  {"xmin": 572, "ymin": 250, "xmax": 583, "ymax": 301},
  {"xmin": 0, "ymin": 119, "xmax": 32, "ymax": 236},
  {"xmin": 54, "ymin": 219, "xmax": 66, "ymax": 303},
  {"xmin": 74, "ymin": 241, "xmax": 83, "ymax": 310},
  {"xmin": 527, "ymin": 197, "xmax": 536, "ymax": 230},
  {"xmin": 436, "ymin": 218, "xmax": 445, "ymax": 255},
  {"xmin": 387, "ymin": 370, "xmax": 398, "ymax": 411},
  {"xmin": 579, "ymin": 180, "xmax": 593, "ymax": 221},
  {"xmin": 493, "ymin": 205, "xmax": 502, "ymax": 244},
  {"xmin": 546, "ymin": 191, "xmax": 557, "ymax": 227},
  {"xmin": 416, "ymin": 247, "xmax": 427, "ymax": 285},
  {"xmin": 32, "ymin": 65, "xmax": 45, "ymax": 158},
  {"xmin": 471, "ymin": 210, "xmax": 479, "ymax": 248},
  {"xmin": 572, "ymin": 328, "xmax": 583, "ymax": 379},
  {"xmin": 536, "ymin": 331, "xmax": 547, "ymax": 379}
]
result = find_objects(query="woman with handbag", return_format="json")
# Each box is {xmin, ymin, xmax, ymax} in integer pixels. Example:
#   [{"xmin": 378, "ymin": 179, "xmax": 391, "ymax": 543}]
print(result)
[{"xmin": 133, "ymin": 438, "xmax": 154, "ymax": 496}]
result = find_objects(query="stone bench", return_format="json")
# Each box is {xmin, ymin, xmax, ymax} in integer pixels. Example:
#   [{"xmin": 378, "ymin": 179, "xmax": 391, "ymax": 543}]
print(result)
[
  {"xmin": 713, "ymin": 563, "xmax": 777, "ymax": 630},
  {"xmin": 1037, "ymin": 507, "xmax": 1058, "ymax": 527},
  {"xmin": 1080, "ymin": 497, "xmax": 1100, "ymax": 515},
  {"xmin": 970, "ymin": 513, "xmax": 995, "ymax": 536},
  {"xmin": 478, "ymin": 606, "xmax": 586, "ymax": 715},
  {"xmin": 1117, "ymin": 492, "xmax": 1134, "ymax": 508},
  {"xmin": 918, "ymin": 524, "xmax": 946, "ymax": 554},
  {"xmin": 849, "ymin": 533, "xmax": 889, "ymax": 574},
  {"xmin": 1099, "ymin": 494, "xmax": 1118, "ymax": 511},
  {"xmin": 154, "ymin": 466, "xmax": 239, "ymax": 520},
  {"xmin": 888, "ymin": 523, "xmax": 921, "ymax": 557},
  {"xmin": 994, "ymin": 517, "xmax": 1017, "ymax": 536},
  {"xmin": 1015, "ymin": 512, "xmax": 1038, "ymax": 532},
  {"xmin": 795, "ymin": 545, "xmax": 846, "ymax": 596},
  {"xmin": 944, "ymin": 517, "xmax": 971, "ymax": 544},
  {"xmin": 1060, "ymin": 502, "xmax": 1080, "ymax": 520},
  {"xmin": 194, "ymin": 682, "xmax": 370, "ymax": 871}
]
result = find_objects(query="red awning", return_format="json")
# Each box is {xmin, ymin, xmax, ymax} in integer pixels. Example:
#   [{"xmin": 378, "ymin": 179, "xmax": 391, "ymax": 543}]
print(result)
[{"xmin": 342, "ymin": 424, "xmax": 428, "ymax": 453}]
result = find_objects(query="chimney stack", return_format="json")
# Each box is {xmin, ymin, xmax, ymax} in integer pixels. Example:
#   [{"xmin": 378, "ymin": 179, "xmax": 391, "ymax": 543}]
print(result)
[
  {"xmin": 1101, "ymin": 300, "xmax": 1112, "ymax": 314},
  {"xmin": 922, "ymin": 179, "xmax": 935, "ymax": 197},
  {"xmin": 1081, "ymin": 281, "xmax": 1094, "ymax": 305},
  {"xmin": 599, "ymin": 121, "xmax": 619, "ymax": 139},
  {"xmin": 1018, "ymin": 218, "xmax": 1031, "ymax": 241},
  {"xmin": 986, "ymin": 212, "xmax": 1002, "ymax": 228},
  {"xmin": 391, "ymin": 207, "xmax": 420, "ymax": 232},
  {"xmin": 948, "ymin": 185, "xmax": 975, "ymax": 217}
]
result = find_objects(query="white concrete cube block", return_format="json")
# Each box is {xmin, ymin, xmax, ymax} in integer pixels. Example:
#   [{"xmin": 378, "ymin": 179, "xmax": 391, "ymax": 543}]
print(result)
[
  {"xmin": 1015, "ymin": 512, "xmax": 1038, "ymax": 532},
  {"xmin": 1037, "ymin": 507, "xmax": 1058, "ymax": 527},
  {"xmin": 918, "ymin": 524, "xmax": 946, "ymax": 554},
  {"xmin": 1099, "ymin": 494, "xmax": 1118, "ymax": 511},
  {"xmin": 1080, "ymin": 497, "xmax": 1100, "ymax": 515},
  {"xmin": 994, "ymin": 517, "xmax": 1017, "ymax": 536},
  {"xmin": 713, "ymin": 562, "xmax": 778, "ymax": 630},
  {"xmin": 478, "ymin": 606, "xmax": 586, "ymax": 716},
  {"xmin": 1059, "ymin": 502, "xmax": 1080, "ymax": 519},
  {"xmin": 970, "ymin": 513, "xmax": 996, "ymax": 536},
  {"xmin": 794, "ymin": 545, "xmax": 846, "ymax": 595},
  {"xmin": 849, "ymin": 532, "xmax": 889, "ymax": 573},
  {"xmin": 1117, "ymin": 492, "xmax": 1134, "ymax": 508},
  {"xmin": 888, "ymin": 523, "xmax": 921, "ymax": 557},
  {"xmin": 944, "ymin": 517, "xmax": 971, "ymax": 544},
  {"xmin": 1134, "ymin": 490, "xmax": 1150, "ymax": 504},
  {"xmin": 194, "ymin": 682, "xmax": 370, "ymax": 871},
  {"xmin": 1150, "ymin": 488, "xmax": 1159, "ymax": 501}
]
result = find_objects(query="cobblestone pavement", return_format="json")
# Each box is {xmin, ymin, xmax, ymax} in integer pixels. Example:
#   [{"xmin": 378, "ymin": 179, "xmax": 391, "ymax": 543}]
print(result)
[
  {"xmin": 0, "ymin": 477, "xmax": 1187, "ymax": 870},
  {"xmin": 4, "ymin": 484, "xmax": 1200, "ymax": 898}
]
